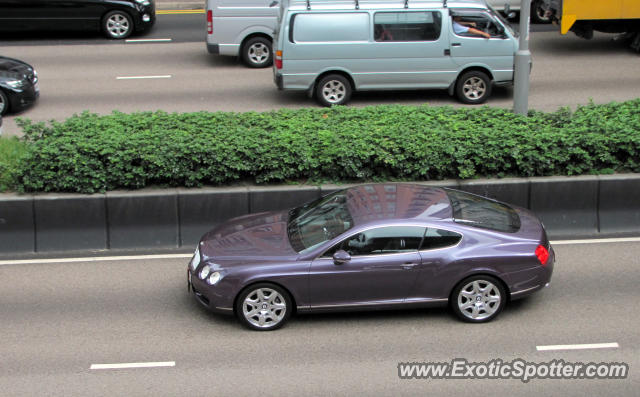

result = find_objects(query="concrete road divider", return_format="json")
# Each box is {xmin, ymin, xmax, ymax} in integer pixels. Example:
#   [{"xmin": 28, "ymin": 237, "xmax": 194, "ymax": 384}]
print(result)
[{"xmin": 1, "ymin": 174, "xmax": 639, "ymax": 255}]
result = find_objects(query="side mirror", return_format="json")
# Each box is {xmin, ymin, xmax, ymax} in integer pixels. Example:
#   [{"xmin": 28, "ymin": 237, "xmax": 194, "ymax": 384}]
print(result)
[
  {"xmin": 507, "ymin": 11, "xmax": 517, "ymax": 19},
  {"xmin": 333, "ymin": 250, "xmax": 351, "ymax": 265}
]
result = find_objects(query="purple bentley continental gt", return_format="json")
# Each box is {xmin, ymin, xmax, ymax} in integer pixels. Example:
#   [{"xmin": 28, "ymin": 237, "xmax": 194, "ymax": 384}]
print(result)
[{"xmin": 187, "ymin": 184, "xmax": 554, "ymax": 331}]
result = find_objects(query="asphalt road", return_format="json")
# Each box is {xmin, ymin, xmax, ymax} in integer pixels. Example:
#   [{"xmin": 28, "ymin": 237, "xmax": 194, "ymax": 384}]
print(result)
[
  {"xmin": 0, "ymin": 240, "xmax": 638, "ymax": 396},
  {"xmin": 2, "ymin": 15, "xmax": 637, "ymax": 136}
]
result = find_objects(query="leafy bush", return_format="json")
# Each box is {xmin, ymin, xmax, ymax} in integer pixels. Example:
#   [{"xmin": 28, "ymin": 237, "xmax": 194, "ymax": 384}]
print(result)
[
  {"xmin": 0, "ymin": 136, "xmax": 28, "ymax": 192},
  {"xmin": 10, "ymin": 99, "xmax": 640, "ymax": 193}
]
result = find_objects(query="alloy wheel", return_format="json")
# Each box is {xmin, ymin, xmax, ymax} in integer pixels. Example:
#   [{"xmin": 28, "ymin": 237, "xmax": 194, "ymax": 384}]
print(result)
[
  {"xmin": 242, "ymin": 287, "xmax": 288, "ymax": 329},
  {"xmin": 457, "ymin": 279, "xmax": 502, "ymax": 321}
]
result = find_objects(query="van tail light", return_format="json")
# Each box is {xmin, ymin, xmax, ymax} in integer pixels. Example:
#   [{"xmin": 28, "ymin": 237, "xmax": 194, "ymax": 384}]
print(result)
[
  {"xmin": 207, "ymin": 10, "xmax": 213, "ymax": 34},
  {"xmin": 275, "ymin": 50, "xmax": 283, "ymax": 69},
  {"xmin": 535, "ymin": 245, "xmax": 549, "ymax": 266}
]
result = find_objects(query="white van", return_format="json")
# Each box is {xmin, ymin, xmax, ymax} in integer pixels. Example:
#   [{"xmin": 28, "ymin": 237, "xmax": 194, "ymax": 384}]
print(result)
[
  {"xmin": 205, "ymin": 0, "xmax": 281, "ymax": 67},
  {"xmin": 273, "ymin": 0, "xmax": 520, "ymax": 106}
]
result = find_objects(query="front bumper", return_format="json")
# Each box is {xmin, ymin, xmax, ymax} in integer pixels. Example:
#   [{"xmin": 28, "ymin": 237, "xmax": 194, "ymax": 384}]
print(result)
[
  {"xmin": 187, "ymin": 268, "xmax": 234, "ymax": 314},
  {"xmin": 133, "ymin": 3, "xmax": 156, "ymax": 32},
  {"xmin": 4, "ymin": 83, "xmax": 39, "ymax": 113}
]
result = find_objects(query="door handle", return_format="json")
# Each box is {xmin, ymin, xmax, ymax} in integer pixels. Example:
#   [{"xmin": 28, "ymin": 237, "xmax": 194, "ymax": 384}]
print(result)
[
  {"xmin": 451, "ymin": 42, "xmax": 462, "ymax": 47},
  {"xmin": 402, "ymin": 262, "xmax": 419, "ymax": 270}
]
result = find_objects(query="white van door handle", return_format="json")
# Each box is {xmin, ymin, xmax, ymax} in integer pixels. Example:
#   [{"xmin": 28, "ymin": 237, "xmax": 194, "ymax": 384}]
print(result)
[{"xmin": 451, "ymin": 43, "xmax": 461, "ymax": 47}]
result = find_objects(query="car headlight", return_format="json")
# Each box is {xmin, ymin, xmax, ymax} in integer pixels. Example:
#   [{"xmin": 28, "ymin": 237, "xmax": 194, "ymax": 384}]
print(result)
[
  {"xmin": 190, "ymin": 246, "xmax": 201, "ymax": 271},
  {"xmin": 199, "ymin": 264, "xmax": 211, "ymax": 280},
  {"xmin": 207, "ymin": 272, "xmax": 221, "ymax": 285},
  {"xmin": 5, "ymin": 79, "xmax": 25, "ymax": 89},
  {"xmin": 135, "ymin": 0, "xmax": 151, "ymax": 5}
]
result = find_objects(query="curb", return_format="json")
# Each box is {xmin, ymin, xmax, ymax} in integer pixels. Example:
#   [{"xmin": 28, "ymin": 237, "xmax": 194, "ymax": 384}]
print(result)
[
  {"xmin": 2, "ymin": 174, "xmax": 640, "ymax": 255},
  {"xmin": 156, "ymin": 2, "xmax": 204, "ymax": 10}
]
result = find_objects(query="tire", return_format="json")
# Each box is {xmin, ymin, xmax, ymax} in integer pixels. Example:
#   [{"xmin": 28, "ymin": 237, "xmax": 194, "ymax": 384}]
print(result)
[
  {"xmin": 241, "ymin": 37, "xmax": 273, "ymax": 68},
  {"xmin": 531, "ymin": 0, "xmax": 552, "ymax": 24},
  {"xmin": 235, "ymin": 283, "xmax": 292, "ymax": 331},
  {"xmin": 450, "ymin": 275, "xmax": 506, "ymax": 323},
  {"xmin": 315, "ymin": 74, "xmax": 352, "ymax": 107},
  {"xmin": 102, "ymin": 11, "xmax": 133, "ymax": 39},
  {"xmin": 0, "ymin": 89, "xmax": 9, "ymax": 116},
  {"xmin": 455, "ymin": 70, "xmax": 492, "ymax": 105}
]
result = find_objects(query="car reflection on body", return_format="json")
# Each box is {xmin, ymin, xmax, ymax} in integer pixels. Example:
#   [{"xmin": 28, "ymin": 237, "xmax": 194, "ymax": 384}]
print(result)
[
  {"xmin": 0, "ymin": 56, "xmax": 39, "ymax": 116},
  {"xmin": 187, "ymin": 184, "xmax": 554, "ymax": 331}
]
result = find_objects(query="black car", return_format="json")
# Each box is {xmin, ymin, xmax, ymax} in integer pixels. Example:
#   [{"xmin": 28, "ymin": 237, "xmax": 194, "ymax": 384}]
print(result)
[
  {"xmin": 0, "ymin": 0, "xmax": 155, "ymax": 39},
  {"xmin": 0, "ymin": 56, "xmax": 39, "ymax": 116}
]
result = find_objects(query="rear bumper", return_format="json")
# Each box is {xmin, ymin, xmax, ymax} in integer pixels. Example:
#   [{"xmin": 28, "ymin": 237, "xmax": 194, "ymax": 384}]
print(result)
[
  {"xmin": 506, "ymin": 249, "xmax": 555, "ymax": 300},
  {"xmin": 207, "ymin": 43, "xmax": 220, "ymax": 54}
]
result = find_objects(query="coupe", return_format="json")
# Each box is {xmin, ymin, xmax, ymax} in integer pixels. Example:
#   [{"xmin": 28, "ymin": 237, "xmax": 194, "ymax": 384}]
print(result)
[{"xmin": 187, "ymin": 184, "xmax": 554, "ymax": 330}]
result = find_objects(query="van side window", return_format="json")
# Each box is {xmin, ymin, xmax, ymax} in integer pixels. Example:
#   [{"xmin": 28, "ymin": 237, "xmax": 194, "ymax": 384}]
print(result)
[
  {"xmin": 293, "ymin": 13, "xmax": 369, "ymax": 43},
  {"xmin": 374, "ymin": 11, "xmax": 442, "ymax": 42},
  {"xmin": 451, "ymin": 13, "xmax": 504, "ymax": 38}
]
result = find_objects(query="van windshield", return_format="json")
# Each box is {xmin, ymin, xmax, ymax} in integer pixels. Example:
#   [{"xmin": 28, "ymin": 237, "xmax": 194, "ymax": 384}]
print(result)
[{"xmin": 487, "ymin": 5, "xmax": 517, "ymax": 37}]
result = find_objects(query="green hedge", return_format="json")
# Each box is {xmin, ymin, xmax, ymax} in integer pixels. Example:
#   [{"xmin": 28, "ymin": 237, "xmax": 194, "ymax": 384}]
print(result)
[
  {"xmin": 0, "ymin": 136, "xmax": 28, "ymax": 192},
  {"xmin": 6, "ymin": 99, "xmax": 640, "ymax": 193}
]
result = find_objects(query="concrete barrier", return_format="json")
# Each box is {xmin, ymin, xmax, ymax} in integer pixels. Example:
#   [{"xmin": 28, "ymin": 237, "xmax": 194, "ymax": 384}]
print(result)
[{"xmin": 1, "ymin": 174, "xmax": 639, "ymax": 255}]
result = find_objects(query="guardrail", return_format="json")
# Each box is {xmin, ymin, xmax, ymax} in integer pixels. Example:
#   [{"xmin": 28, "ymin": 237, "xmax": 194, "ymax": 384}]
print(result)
[{"xmin": 1, "ymin": 174, "xmax": 639, "ymax": 254}]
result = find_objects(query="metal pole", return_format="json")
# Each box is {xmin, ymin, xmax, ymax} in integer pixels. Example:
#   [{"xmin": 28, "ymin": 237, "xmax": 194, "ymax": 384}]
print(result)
[{"xmin": 513, "ymin": 0, "xmax": 532, "ymax": 115}]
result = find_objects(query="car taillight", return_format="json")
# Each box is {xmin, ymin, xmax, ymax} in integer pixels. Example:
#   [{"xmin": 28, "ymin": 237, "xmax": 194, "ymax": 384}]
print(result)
[
  {"xmin": 207, "ymin": 10, "xmax": 213, "ymax": 34},
  {"xmin": 275, "ymin": 50, "xmax": 282, "ymax": 69},
  {"xmin": 535, "ymin": 245, "xmax": 549, "ymax": 266}
]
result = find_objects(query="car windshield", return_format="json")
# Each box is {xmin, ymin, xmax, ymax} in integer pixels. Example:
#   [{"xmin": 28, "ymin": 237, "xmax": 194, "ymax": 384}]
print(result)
[
  {"xmin": 487, "ymin": 4, "xmax": 517, "ymax": 37},
  {"xmin": 445, "ymin": 189, "xmax": 521, "ymax": 233},
  {"xmin": 287, "ymin": 191, "xmax": 355, "ymax": 253}
]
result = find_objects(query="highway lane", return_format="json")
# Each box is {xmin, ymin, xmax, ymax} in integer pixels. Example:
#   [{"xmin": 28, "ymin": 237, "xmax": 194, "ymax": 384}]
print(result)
[
  {"xmin": 0, "ymin": 241, "xmax": 638, "ymax": 396},
  {"xmin": 2, "ymin": 28, "xmax": 639, "ymax": 138}
]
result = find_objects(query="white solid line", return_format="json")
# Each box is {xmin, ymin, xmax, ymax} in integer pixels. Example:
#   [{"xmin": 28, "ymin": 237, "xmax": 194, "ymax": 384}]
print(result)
[
  {"xmin": 116, "ymin": 75, "xmax": 172, "ymax": 80},
  {"xmin": 90, "ymin": 361, "xmax": 175, "ymax": 370},
  {"xmin": 551, "ymin": 237, "xmax": 640, "ymax": 245},
  {"xmin": 536, "ymin": 343, "xmax": 619, "ymax": 351},
  {"xmin": 125, "ymin": 38, "xmax": 172, "ymax": 43},
  {"xmin": 0, "ymin": 254, "xmax": 192, "ymax": 266}
]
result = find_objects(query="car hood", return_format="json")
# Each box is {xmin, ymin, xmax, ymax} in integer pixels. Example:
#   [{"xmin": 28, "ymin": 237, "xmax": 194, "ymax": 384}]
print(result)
[
  {"xmin": 0, "ymin": 56, "xmax": 34, "ymax": 82},
  {"xmin": 200, "ymin": 210, "xmax": 298, "ymax": 261}
]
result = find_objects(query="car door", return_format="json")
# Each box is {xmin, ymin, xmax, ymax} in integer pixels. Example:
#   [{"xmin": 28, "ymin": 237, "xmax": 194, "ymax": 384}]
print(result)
[
  {"xmin": 447, "ymin": 10, "xmax": 516, "ymax": 81},
  {"xmin": 407, "ymin": 227, "xmax": 464, "ymax": 301},
  {"xmin": 32, "ymin": 0, "xmax": 105, "ymax": 30},
  {"xmin": 308, "ymin": 226, "xmax": 425, "ymax": 308},
  {"xmin": 356, "ymin": 10, "xmax": 458, "ymax": 90},
  {"xmin": 0, "ymin": 0, "xmax": 39, "ymax": 31}
]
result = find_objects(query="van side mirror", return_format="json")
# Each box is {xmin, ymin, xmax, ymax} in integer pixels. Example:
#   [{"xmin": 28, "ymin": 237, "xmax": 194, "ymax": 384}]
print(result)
[{"xmin": 333, "ymin": 250, "xmax": 351, "ymax": 265}]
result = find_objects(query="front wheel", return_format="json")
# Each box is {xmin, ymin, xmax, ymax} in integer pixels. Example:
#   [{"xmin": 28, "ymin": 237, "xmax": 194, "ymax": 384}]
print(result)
[
  {"xmin": 0, "ymin": 89, "xmax": 9, "ymax": 116},
  {"xmin": 315, "ymin": 74, "xmax": 352, "ymax": 107},
  {"xmin": 451, "ymin": 275, "xmax": 506, "ymax": 323},
  {"xmin": 455, "ymin": 70, "xmax": 492, "ymax": 104},
  {"xmin": 241, "ymin": 37, "xmax": 273, "ymax": 68},
  {"xmin": 235, "ymin": 283, "xmax": 292, "ymax": 331},
  {"xmin": 102, "ymin": 11, "xmax": 133, "ymax": 39}
]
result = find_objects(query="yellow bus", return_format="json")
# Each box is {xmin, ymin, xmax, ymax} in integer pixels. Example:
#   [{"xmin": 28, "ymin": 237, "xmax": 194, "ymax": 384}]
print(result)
[{"xmin": 545, "ymin": 0, "xmax": 640, "ymax": 50}]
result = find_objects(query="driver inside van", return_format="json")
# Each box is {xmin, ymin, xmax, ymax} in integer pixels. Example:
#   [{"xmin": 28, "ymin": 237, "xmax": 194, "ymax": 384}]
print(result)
[{"xmin": 452, "ymin": 16, "xmax": 491, "ymax": 38}]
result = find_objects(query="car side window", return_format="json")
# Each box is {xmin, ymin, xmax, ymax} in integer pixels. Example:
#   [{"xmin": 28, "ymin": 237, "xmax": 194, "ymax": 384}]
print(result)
[
  {"xmin": 451, "ymin": 12, "xmax": 503, "ymax": 38},
  {"xmin": 420, "ymin": 228, "xmax": 462, "ymax": 250},
  {"xmin": 323, "ymin": 226, "xmax": 426, "ymax": 257},
  {"xmin": 374, "ymin": 11, "xmax": 442, "ymax": 42}
]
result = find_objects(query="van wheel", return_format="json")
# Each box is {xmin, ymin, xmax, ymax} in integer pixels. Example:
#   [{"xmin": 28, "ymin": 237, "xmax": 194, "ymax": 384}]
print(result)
[
  {"xmin": 531, "ymin": 0, "xmax": 552, "ymax": 24},
  {"xmin": 241, "ymin": 37, "xmax": 273, "ymax": 68},
  {"xmin": 316, "ymin": 74, "xmax": 352, "ymax": 107},
  {"xmin": 455, "ymin": 71, "xmax": 492, "ymax": 104}
]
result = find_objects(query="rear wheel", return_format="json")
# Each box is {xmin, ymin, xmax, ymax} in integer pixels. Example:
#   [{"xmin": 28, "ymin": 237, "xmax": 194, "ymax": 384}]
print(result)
[
  {"xmin": 103, "ymin": 11, "xmax": 133, "ymax": 39},
  {"xmin": 241, "ymin": 37, "xmax": 273, "ymax": 68},
  {"xmin": 455, "ymin": 70, "xmax": 492, "ymax": 104},
  {"xmin": 531, "ymin": 0, "xmax": 552, "ymax": 24},
  {"xmin": 451, "ymin": 275, "xmax": 506, "ymax": 323},
  {"xmin": 235, "ymin": 283, "xmax": 292, "ymax": 331},
  {"xmin": 0, "ymin": 89, "xmax": 9, "ymax": 116},
  {"xmin": 315, "ymin": 74, "xmax": 352, "ymax": 107}
]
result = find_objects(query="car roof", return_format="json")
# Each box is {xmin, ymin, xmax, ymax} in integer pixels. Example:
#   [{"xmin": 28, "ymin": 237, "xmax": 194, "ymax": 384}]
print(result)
[
  {"xmin": 287, "ymin": 0, "xmax": 489, "ymax": 11},
  {"xmin": 340, "ymin": 183, "xmax": 453, "ymax": 225}
]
